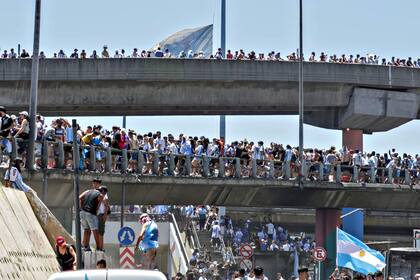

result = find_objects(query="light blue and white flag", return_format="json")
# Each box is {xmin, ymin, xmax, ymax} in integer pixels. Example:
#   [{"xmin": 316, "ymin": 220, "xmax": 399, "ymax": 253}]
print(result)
[{"xmin": 337, "ymin": 228, "xmax": 386, "ymax": 275}]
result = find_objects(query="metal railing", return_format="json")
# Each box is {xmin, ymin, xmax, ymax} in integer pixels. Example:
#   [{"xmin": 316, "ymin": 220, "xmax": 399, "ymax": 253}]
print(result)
[{"xmin": 0, "ymin": 136, "xmax": 418, "ymax": 186}]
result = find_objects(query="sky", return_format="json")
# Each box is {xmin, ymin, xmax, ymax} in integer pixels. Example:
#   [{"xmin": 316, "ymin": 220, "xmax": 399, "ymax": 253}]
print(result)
[{"xmin": 1, "ymin": 0, "xmax": 419, "ymax": 154}]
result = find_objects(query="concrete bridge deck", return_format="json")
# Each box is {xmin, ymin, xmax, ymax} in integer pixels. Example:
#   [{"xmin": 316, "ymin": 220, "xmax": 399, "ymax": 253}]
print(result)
[
  {"xmin": 20, "ymin": 169, "xmax": 420, "ymax": 212},
  {"xmin": 1, "ymin": 59, "xmax": 419, "ymax": 132}
]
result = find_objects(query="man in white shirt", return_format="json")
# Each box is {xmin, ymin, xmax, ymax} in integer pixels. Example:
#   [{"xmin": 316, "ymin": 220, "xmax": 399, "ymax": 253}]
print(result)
[
  {"xmin": 250, "ymin": 267, "xmax": 269, "ymax": 280},
  {"xmin": 97, "ymin": 185, "xmax": 109, "ymax": 252},
  {"xmin": 8, "ymin": 48, "xmax": 17, "ymax": 59},
  {"xmin": 211, "ymin": 221, "xmax": 221, "ymax": 250},
  {"xmin": 154, "ymin": 131, "xmax": 166, "ymax": 154}
]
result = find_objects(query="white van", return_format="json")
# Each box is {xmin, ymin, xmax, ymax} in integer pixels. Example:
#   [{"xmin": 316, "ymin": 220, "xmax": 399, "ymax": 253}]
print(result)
[{"xmin": 48, "ymin": 269, "xmax": 167, "ymax": 280}]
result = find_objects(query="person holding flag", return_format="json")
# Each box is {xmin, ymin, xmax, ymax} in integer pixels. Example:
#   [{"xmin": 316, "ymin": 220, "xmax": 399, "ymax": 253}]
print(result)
[
  {"xmin": 337, "ymin": 228, "xmax": 386, "ymax": 275},
  {"xmin": 135, "ymin": 213, "xmax": 159, "ymax": 269}
]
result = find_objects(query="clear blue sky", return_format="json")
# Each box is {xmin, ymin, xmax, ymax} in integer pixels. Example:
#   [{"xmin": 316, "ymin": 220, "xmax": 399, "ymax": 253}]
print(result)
[{"xmin": 1, "ymin": 0, "xmax": 419, "ymax": 154}]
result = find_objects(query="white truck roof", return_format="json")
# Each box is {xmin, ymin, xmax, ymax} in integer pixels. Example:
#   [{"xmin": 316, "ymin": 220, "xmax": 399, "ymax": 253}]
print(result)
[{"xmin": 48, "ymin": 269, "xmax": 167, "ymax": 280}]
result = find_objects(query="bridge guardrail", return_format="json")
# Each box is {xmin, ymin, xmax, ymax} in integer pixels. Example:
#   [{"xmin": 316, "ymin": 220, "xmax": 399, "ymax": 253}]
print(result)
[{"xmin": 0, "ymin": 136, "xmax": 417, "ymax": 186}]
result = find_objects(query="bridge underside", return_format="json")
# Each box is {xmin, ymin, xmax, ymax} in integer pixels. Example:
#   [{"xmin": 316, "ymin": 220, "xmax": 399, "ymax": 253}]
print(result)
[
  {"xmin": 1, "ymin": 59, "xmax": 419, "ymax": 133},
  {"xmin": 21, "ymin": 170, "xmax": 420, "ymax": 211}
]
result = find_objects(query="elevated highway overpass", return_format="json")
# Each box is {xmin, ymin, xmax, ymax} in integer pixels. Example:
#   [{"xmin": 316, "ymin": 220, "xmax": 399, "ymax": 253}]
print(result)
[
  {"xmin": 9, "ymin": 168, "xmax": 418, "ymax": 215},
  {"xmin": 1, "ymin": 59, "xmax": 419, "ymax": 132}
]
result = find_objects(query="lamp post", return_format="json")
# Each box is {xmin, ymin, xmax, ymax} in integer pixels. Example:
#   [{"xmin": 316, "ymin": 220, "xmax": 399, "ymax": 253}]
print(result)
[
  {"xmin": 219, "ymin": 0, "xmax": 226, "ymax": 140},
  {"xmin": 27, "ymin": 0, "xmax": 41, "ymax": 171},
  {"xmin": 298, "ymin": 0, "xmax": 304, "ymax": 188}
]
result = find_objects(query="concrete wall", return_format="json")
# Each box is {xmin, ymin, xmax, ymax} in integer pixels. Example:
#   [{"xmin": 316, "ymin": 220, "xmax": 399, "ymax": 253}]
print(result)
[{"xmin": 0, "ymin": 187, "xmax": 60, "ymax": 280}]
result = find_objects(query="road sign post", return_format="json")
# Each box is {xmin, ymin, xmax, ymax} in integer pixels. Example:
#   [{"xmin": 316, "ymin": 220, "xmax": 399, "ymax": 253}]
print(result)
[
  {"xmin": 119, "ymin": 246, "xmax": 135, "ymax": 269},
  {"xmin": 239, "ymin": 258, "xmax": 253, "ymax": 271},
  {"xmin": 313, "ymin": 247, "xmax": 327, "ymax": 280},
  {"xmin": 118, "ymin": 226, "xmax": 136, "ymax": 269},
  {"xmin": 118, "ymin": 226, "xmax": 135, "ymax": 247}
]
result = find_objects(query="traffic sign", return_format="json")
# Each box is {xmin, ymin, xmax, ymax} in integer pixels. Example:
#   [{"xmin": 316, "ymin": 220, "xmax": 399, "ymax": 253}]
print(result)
[
  {"xmin": 239, "ymin": 258, "xmax": 253, "ymax": 271},
  {"xmin": 313, "ymin": 247, "xmax": 327, "ymax": 262},
  {"xmin": 239, "ymin": 244, "xmax": 254, "ymax": 259},
  {"xmin": 118, "ymin": 226, "xmax": 135, "ymax": 246},
  {"xmin": 119, "ymin": 247, "xmax": 135, "ymax": 269}
]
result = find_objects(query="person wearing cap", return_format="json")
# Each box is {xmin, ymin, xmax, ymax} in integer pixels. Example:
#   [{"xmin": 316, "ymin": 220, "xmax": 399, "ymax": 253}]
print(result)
[
  {"xmin": 97, "ymin": 185, "xmax": 109, "ymax": 251},
  {"xmin": 296, "ymin": 267, "xmax": 309, "ymax": 280},
  {"xmin": 135, "ymin": 213, "xmax": 159, "ymax": 269},
  {"xmin": 55, "ymin": 236, "xmax": 77, "ymax": 271},
  {"xmin": 15, "ymin": 111, "xmax": 30, "ymax": 140}
]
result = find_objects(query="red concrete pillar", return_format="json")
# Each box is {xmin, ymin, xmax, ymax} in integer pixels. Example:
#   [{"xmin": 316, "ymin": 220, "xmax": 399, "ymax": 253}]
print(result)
[
  {"xmin": 342, "ymin": 129, "xmax": 363, "ymax": 151},
  {"xmin": 341, "ymin": 129, "xmax": 365, "ymax": 240},
  {"xmin": 315, "ymin": 209, "xmax": 341, "ymax": 279}
]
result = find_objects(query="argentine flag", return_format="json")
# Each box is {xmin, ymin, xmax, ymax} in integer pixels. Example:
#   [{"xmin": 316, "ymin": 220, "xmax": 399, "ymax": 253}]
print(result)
[{"xmin": 337, "ymin": 228, "xmax": 386, "ymax": 275}]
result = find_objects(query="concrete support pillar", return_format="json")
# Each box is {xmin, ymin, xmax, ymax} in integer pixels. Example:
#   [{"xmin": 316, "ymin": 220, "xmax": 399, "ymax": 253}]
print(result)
[
  {"xmin": 185, "ymin": 155, "xmax": 192, "ymax": 175},
  {"xmin": 105, "ymin": 147, "xmax": 112, "ymax": 173},
  {"xmin": 202, "ymin": 155, "xmax": 209, "ymax": 177},
  {"xmin": 218, "ymin": 158, "xmax": 225, "ymax": 178},
  {"xmin": 41, "ymin": 138, "xmax": 48, "ymax": 169},
  {"xmin": 234, "ymin": 158, "xmax": 241, "ymax": 178},
  {"xmin": 89, "ymin": 146, "xmax": 96, "ymax": 171},
  {"xmin": 315, "ymin": 209, "xmax": 341, "ymax": 279},
  {"xmin": 152, "ymin": 152, "xmax": 159, "ymax": 175},
  {"xmin": 251, "ymin": 159, "xmax": 257, "ymax": 178},
  {"xmin": 168, "ymin": 154, "xmax": 175, "ymax": 176},
  {"xmin": 121, "ymin": 149, "xmax": 128, "ymax": 173},
  {"xmin": 137, "ymin": 151, "xmax": 144, "ymax": 174},
  {"xmin": 342, "ymin": 129, "xmax": 363, "ymax": 151},
  {"xmin": 57, "ymin": 141, "xmax": 65, "ymax": 169},
  {"xmin": 268, "ymin": 160, "xmax": 274, "ymax": 179},
  {"xmin": 342, "ymin": 129, "xmax": 364, "ymax": 241}
]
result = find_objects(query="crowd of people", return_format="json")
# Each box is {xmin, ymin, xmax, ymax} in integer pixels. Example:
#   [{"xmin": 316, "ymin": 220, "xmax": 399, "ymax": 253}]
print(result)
[
  {"xmin": 0, "ymin": 108, "xmax": 418, "ymax": 185},
  {"xmin": 1, "ymin": 46, "xmax": 420, "ymax": 68},
  {"xmin": 185, "ymin": 205, "xmax": 314, "ymax": 254}
]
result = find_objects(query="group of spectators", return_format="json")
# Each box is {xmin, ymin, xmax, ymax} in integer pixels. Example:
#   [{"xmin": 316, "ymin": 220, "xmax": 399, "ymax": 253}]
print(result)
[
  {"xmin": 2, "ymin": 46, "xmax": 420, "ymax": 68},
  {"xmin": 0, "ymin": 109, "xmax": 418, "ymax": 185}
]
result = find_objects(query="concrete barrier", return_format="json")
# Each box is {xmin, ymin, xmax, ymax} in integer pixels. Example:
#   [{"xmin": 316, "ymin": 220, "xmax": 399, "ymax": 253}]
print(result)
[
  {"xmin": 26, "ymin": 191, "xmax": 74, "ymax": 248},
  {"xmin": 0, "ymin": 186, "xmax": 60, "ymax": 280}
]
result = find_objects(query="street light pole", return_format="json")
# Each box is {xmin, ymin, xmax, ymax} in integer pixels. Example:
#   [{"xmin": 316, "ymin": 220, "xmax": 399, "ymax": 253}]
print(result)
[
  {"xmin": 298, "ymin": 0, "xmax": 304, "ymax": 189},
  {"xmin": 219, "ymin": 0, "xmax": 226, "ymax": 140},
  {"xmin": 27, "ymin": 0, "xmax": 41, "ymax": 171}
]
